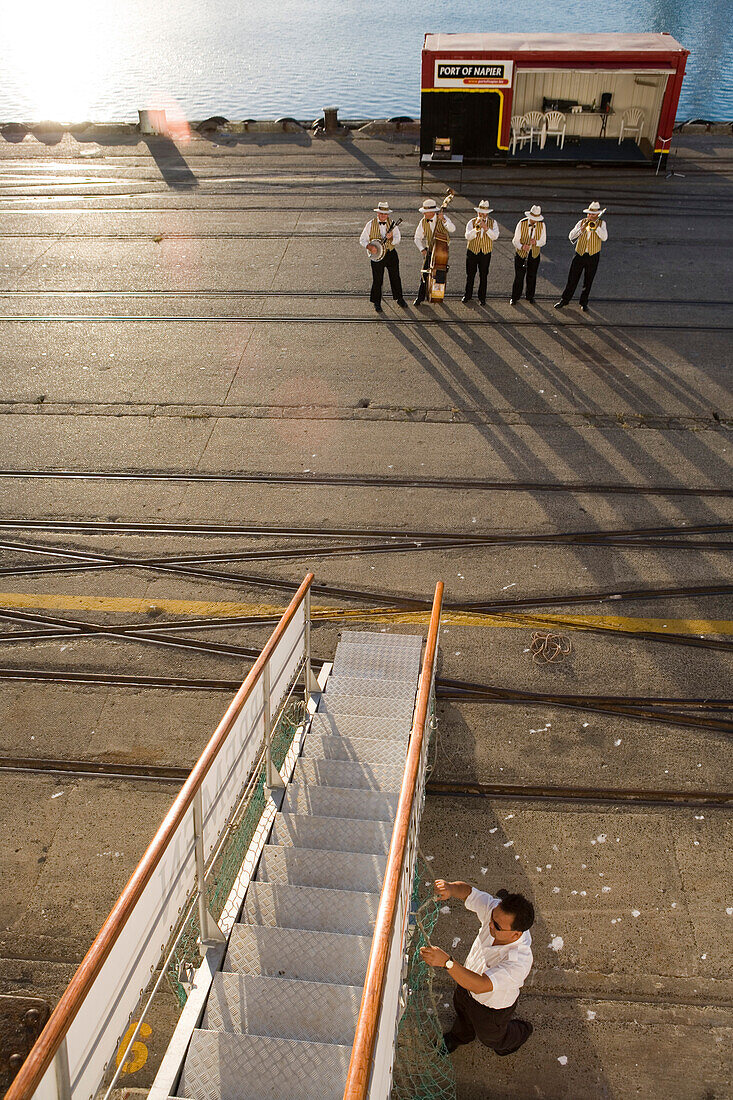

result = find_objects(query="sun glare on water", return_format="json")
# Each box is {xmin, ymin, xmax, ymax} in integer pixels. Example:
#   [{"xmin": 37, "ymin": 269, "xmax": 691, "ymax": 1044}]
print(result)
[{"xmin": 4, "ymin": 0, "xmax": 121, "ymax": 122}]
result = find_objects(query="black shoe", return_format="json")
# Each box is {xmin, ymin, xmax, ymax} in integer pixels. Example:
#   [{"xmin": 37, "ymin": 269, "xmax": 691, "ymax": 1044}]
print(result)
[
  {"xmin": 526, "ymin": 297, "xmax": 535, "ymax": 304},
  {"xmin": 413, "ymin": 297, "xmax": 422, "ymax": 306},
  {"xmin": 478, "ymin": 297, "xmax": 486, "ymax": 306},
  {"xmin": 494, "ymin": 1020, "xmax": 533, "ymax": 1056},
  {"xmin": 442, "ymin": 1032, "xmax": 460, "ymax": 1054},
  {"xmin": 580, "ymin": 303, "xmax": 589, "ymax": 312},
  {"xmin": 396, "ymin": 298, "xmax": 408, "ymax": 308},
  {"xmin": 373, "ymin": 302, "xmax": 382, "ymax": 312},
  {"xmin": 509, "ymin": 298, "xmax": 517, "ymax": 306},
  {"xmin": 461, "ymin": 295, "xmax": 471, "ymax": 303},
  {"xmin": 554, "ymin": 300, "xmax": 567, "ymax": 309}
]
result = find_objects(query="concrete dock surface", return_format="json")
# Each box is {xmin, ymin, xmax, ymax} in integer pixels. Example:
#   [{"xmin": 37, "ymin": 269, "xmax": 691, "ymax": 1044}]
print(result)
[{"xmin": 0, "ymin": 127, "xmax": 731, "ymax": 1099}]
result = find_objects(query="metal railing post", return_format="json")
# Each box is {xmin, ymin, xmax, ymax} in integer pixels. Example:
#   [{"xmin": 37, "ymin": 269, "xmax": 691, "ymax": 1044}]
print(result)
[
  {"xmin": 53, "ymin": 1037, "xmax": 71, "ymax": 1100},
  {"xmin": 304, "ymin": 587, "xmax": 317, "ymax": 700},
  {"xmin": 263, "ymin": 662, "xmax": 285, "ymax": 790},
  {"xmin": 192, "ymin": 790, "xmax": 224, "ymax": 950}
]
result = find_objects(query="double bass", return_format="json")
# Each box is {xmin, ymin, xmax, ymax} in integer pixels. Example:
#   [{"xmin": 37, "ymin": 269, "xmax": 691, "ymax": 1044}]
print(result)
[{"xmin": 425, "ymin": 189, "xmax": 455, "ymax": 302}]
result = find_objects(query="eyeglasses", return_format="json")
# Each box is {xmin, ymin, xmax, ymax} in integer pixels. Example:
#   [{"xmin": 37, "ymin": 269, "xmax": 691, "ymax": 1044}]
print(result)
[{"xmin": 489, "ymin": 910, "xmax": 513, "ymax": 934}]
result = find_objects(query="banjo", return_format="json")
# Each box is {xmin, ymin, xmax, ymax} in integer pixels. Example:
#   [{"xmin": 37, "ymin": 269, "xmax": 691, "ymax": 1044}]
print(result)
[{"xmin": 367, "ymin": 218, "xmax": 403, "ymax": 262}]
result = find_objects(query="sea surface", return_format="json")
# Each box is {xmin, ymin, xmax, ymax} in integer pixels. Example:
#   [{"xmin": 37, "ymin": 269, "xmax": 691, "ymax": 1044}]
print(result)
[{"xmin": 1, "ymin": 0, "xmax": 731, "ymax": 124}]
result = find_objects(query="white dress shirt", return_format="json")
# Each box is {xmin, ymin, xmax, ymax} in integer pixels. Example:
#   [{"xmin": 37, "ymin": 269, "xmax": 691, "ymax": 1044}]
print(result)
[
  {"xmin": 414, "ymin": 214, "xmax": 456, "ymax": 251},
  {"xmin": 568, "ymin": 219, "xmax": 608, "ymax": 244},
  {"xmin": 512, "ymin": 219, "xmax": 547, "ymax": 251},
  {"xmin": 465, "ymin": 217, "xmax": 500, "ymax": 242},
  {"xmin": 462, "ymin": 888, "xmax": 533, "ymax": 1009},
  {"xmin": 359, "ymin": 219, "xmax": 401, "ymax": 249}
]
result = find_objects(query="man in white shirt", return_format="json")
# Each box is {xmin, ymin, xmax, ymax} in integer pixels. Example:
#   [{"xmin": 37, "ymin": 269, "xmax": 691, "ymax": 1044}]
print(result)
[
  {"xmin": 463, "ymin": 199, "xmax": 500, "ymax": 305},
  {"xmin": 413, "ymin": 198, "xmax": 456, "ymax": 305},
  {"xmin": 359, "ymin": 201, "xmax": 407, "ymax": 313},
  {"xmin": 555, "ymin": 200, "xmax": 609, "ymax": 312},
  {"xmin": 421, "ymin": 880, "xmax": 534, "ymax": 1056},
  {"xmin": 510, "ymin": 204, "xmax": 547, "ymax": 305}
]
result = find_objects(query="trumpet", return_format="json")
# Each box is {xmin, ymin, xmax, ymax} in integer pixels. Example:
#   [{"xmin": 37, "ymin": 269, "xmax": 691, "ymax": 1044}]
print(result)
[{"xmin": 581, "ymin": 208, "xmax": 606, "ymax": 231}]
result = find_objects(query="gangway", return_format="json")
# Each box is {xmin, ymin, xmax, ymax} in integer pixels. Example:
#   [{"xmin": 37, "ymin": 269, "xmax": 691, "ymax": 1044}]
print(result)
[{"xmin": 5, "ymin": 575, "xmax": 444, "ymax": 1100}]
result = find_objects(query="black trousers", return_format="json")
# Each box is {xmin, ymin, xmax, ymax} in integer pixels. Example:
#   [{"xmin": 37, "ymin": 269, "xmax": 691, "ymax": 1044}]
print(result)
[
  {"xmin": 445, "ymin": 984, "xmax": 532, "ymax": 1056},
  {"xmin": 369, "ymin": 249, "xmax": 403, "ymax": 306},
  {"xmin": 511, "ymin": 252, "xmax": 541, "ymax": 301},
  {"xmin": 560, "ymin": 251, "xmax": 601, "ymax": 306},
  {"xmin": 464, "ymin": 250, "xmax": 491, "ymax": 301}
]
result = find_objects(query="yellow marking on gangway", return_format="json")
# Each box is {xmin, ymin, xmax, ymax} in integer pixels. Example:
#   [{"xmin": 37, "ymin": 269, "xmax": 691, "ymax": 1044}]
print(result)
[{"xmin": 0, "ymin": 591, "xmax": 731, "ymax": 637}]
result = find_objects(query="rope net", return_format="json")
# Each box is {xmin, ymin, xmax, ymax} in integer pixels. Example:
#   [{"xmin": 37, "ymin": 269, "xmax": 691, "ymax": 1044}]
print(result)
[
  {"xmin": 167, "ymin": 698, "xmax": 305, "ymax": 1006},
  {"xmin": 391, "ymin": 855, "xmax": 457, "ymax": 1100}
]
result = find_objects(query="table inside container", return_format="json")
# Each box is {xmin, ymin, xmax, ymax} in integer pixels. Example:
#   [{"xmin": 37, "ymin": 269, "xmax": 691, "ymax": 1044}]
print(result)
[{"xmin": 564, "ymin": 108, "xmax": 615, "ymax": 139}]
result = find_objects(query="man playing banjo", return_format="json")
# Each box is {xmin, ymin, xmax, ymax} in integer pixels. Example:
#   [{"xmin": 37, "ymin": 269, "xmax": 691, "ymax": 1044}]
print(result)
[{"xmin": 359, "ymin": 201, "xmax": 407, "ymax": 312}]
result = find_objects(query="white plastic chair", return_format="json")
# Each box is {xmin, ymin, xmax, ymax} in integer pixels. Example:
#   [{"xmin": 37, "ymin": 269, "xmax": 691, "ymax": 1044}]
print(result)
[
  {"xmin": 510, "ymin": 114, "xmax": 531, "ymax": 155},
  {"xmin": 523, "ymin": 111, "xmax": 545, "ymax": 151},
  {"xmin": 619, "ymin": 107, "xmax": 644, "ymax": 145},
  {"xmin": 541, "ymin": 110, "xmax": 566, "ymax": 150}
]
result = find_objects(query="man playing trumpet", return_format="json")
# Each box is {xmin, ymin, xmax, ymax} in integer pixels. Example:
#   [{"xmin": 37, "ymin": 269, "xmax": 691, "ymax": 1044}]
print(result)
[
  {"xmin": 359, "ymin": 201, "xmax": 407, "ymax": 313},
  {"xmin": 463, "ymin": 199, "xmax": 499, "ymax": 305},
  {"xmin": 555, "ymin": 201, "xmax": 608, "ymax": 312},
  {"xmin": 510, "ymin": 205, "xmax": 546, "ymax": 305}
]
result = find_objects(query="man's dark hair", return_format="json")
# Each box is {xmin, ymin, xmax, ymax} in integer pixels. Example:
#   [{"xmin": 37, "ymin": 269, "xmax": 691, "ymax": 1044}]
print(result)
[{"xmin": 496, "ymin": 889, "xmax": 535, "ymax": 932}]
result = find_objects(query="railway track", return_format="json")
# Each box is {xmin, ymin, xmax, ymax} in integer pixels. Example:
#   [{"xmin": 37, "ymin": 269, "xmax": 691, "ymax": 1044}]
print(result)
[
  {"xmin": 2, "ymin": 752, "xmax": 728, "ymax": 809},
  {"xmin": 0, "ymin": 469, "xmax": 729, "ymax": 496}
]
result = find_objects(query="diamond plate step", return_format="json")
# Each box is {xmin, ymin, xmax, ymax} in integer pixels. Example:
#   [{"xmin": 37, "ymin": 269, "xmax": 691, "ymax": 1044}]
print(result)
[
  {"xmin": 243, "ymin": 881, "xmax": 379, "ymax": 936},
  {"xmin": 179, "ymin": 1030, "xmax": 351, "ymax": 1100},
  {"xmin": 326, "ymin": 675, "xmax": 416, "ymax": 700},
  {"xmin": 271, "ymin": 812, "xmax": 393, "ymax": 854},
  {"xmin": 310, "ymin": 711, "xmax": 410, "ymax": 741},
  {"xmin": 319, "ymin": 695, "xmax": 415, "ymax": 720},
  {"xmin": 338, "ymin": 630, "xmax": 423, "ymax": 651},
  {"xmin": 283, "ymin": 782, "xmax": 398, "ymax": 821},
  {"xmin": 333, "ymin": 641, "xmax": 421, "ymax": 677},
  {"xmin": 225, "ymin": 924, "xmax": 372, "ymax": 986},
  {"xmin": 294, "ymin": 756, "xmax": 403, "ymax": 792},
  {"xmin": 256, "ymin": 844, "xmax": 386, "ymax": 893},
  {"xmin": 204, "ymin": 972, "xmax": 362, "ymax": 1045},
  {"xmin": 303, "ymin": 731, "xmax": 407, "ymax": 766}
]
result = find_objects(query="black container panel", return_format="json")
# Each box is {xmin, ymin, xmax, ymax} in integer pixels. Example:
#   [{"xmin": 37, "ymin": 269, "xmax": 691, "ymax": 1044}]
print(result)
[{"xmin": 420, "ymin": 91, "xmax": 501, "ymax": 160}]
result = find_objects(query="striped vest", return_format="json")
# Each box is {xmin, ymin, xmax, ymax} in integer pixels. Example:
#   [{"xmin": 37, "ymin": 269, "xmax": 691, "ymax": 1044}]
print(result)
[
  {"xmin": 420, "ymin": 215, "xmax": 437, "ymax": 249},
  {"xmin": 467, "ymin": 218, "xmax": 494, "ymax": 254},
  {"xmin": 575, "ymin": 222, "xmax": 603, "ymax": 256},
  {"xmin": 369, "ymin": 217, "xmax": 395, "ymax": 251},
  {"xmin": 517, "ymin": 219, "xmax": 541, "ymax": 259}
]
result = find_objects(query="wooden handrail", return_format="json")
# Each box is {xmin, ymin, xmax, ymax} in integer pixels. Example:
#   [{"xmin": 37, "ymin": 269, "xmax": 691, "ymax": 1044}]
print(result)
[
  {"xmin": 343, "ymin": 581, "xmax": 443, "ymax": 1100},
  {"xmin": 5, "ymin": 573, "xmax": 314, "ymax": 1100}
]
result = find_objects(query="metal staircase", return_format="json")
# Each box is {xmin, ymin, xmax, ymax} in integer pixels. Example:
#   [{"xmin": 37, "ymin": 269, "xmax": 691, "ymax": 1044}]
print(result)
[{"xmin": 176, "ymin": 631, "xmax": 424, "ymax": 1100}]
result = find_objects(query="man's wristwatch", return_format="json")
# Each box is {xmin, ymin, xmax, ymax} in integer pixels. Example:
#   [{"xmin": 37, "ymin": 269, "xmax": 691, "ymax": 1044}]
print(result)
[{"xmin": 445, "ymin": 958, "xmax": 454, "ymax": 970}]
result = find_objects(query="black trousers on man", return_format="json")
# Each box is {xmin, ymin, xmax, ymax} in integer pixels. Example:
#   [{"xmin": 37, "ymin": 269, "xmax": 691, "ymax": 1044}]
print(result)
[
  {"xmin": 559, "ymin": 251, "xmax": 601, "ymax": 307},
  {"xmin": 444, "ymin": 985, "xmax": 532, "ymax": 1056},
  {"xmin": 511, "ymin": 252, "xmax": 541, "ymax": 302},
  {"xmin": 369, "ymin": 249, "xmax": 403, "ymax": 308},
  {"xmin": 464, "ymin": 250, "xmax": 491, "ymax": 302}
]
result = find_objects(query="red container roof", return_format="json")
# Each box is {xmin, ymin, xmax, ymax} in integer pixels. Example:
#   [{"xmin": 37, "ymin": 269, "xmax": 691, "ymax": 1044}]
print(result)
[{"xmin": 423, "ymin": 32, "xmax": 688, "ymax": 56}]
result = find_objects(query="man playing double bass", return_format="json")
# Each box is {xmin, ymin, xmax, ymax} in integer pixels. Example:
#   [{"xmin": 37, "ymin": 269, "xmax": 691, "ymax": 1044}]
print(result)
[
  {"xmin": 359, "ymin": 200, "xmax": 407, "ymax": 312},
  {"xmin": 413, "ymin": 197, "xmax": 456, "ymax": 306}
]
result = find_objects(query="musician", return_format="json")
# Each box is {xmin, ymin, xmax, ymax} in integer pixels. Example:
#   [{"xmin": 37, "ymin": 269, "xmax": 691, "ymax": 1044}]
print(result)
[
  {"xmin": 463, "ymin": 200, "xmax": 499, "ymax": 305},
  {"xmin": 413, "ymin": 197, "xmax": 456, "ymax": 306},
  {"xmin": 555, "ymin": 201, "xmax": 608, "ymax": 312},
  {"xmin": 359, "ymin": 201, "xmax": 407, "ymax": 312},
  {"xmin": 510, "ymin": 205, "xmax": 546, "ymax": 305}
]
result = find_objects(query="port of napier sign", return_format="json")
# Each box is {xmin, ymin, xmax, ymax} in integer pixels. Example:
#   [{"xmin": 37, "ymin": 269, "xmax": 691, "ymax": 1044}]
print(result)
[{"xmin": 433, "ymin": 60, "xmax": 514, "ymax": 88}]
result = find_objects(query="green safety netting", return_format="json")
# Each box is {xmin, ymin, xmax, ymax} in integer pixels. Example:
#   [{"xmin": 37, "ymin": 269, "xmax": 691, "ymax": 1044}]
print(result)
[
  {"xmin": 391, "ymin": 856, "xmax": 457, "ymax": 1100},
  {"xmin": 167, "ymin": 699, "xmax": 305, "ymax": 1006}
]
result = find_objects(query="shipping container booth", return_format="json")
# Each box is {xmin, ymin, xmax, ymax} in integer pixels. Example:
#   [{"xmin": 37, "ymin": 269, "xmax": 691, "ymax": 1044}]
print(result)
[{"xmin": 421, "ymin": 33, "xmax": 688, "ymax": 167}]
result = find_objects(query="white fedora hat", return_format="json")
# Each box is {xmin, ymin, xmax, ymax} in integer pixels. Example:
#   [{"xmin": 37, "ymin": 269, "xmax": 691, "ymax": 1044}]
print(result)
[
  {"xmin": 583, "ymin": 200, "xmax": 603, "ymax": 214},
  {"xmin": 419, "ymin": 198, "xmax": 439, "ymax": 213},
  {"xmin": 525, "ymin": 204, "xmax": 543, "ymax": 221},
  {"xmin": 474, "ymin": 199, "xmax": 493, "ymax": 213},
  {"xmin": 373, "ymin": 201, "xmax": 393, "ymax": 214}
]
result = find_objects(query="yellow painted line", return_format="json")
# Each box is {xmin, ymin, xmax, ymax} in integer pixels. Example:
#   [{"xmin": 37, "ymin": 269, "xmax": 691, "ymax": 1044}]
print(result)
[{"xmin": 0, "ymin": 592, "xmax": 731, "ymax": 637}]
